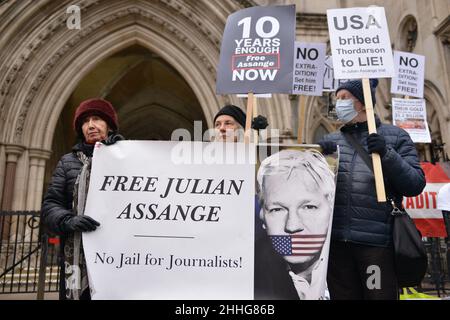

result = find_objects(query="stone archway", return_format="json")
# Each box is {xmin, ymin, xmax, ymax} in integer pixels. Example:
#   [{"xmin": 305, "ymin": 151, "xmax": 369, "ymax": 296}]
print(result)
[
  {"xmin": 0, "ymin": 0, "xmax": 253, "ymax": 211},
  {"xmin": 46, "ymin": 44, "xmax": 207, "ymax": 188}
]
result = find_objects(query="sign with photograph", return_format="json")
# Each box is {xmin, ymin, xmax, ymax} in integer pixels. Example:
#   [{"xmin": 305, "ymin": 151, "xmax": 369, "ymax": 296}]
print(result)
[
  {"xmin": 392, "ymin": 98, "xmax": 431, "ymax": 143},
  {"xmin": 327, "ymin": 7, "xmax": 394, "ymax": 79},
  {"xmin": 83, "ymin": 141, "xmax": 255, "ymax": 299},
  {"xmin": 254, "ymin": 146, "xmax": 338, "ymax": 300},
  {"xmin": 216, "ymin": 5, "xmax": 296, "ymax": 94}
]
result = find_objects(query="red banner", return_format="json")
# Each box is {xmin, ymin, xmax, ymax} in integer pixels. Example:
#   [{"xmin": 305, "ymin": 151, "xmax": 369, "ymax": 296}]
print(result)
[{"xmin": 402, "ymin": 162, "xmax": 450, "ymax": 237}]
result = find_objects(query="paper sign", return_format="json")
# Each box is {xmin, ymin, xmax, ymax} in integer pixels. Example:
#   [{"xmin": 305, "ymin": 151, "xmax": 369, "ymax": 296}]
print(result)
[
  {"xmin": 322, "ymin": 56, "xmax": 350, "ymax": 92},
  {"xmin": 392, "ymin": 98, "xmax": 431, "ymax": 143},
  {"xmin": 391, "ymin": 51, "xmax": 425, "ymax": 98},
  {"xmin": 83, "ymin": 141, "xmax": 256, "ymax": 299},
  {"xmin": 292, "ymin": 42, "xmax": 326, "ymax": 96},
  {"xmin": 216, "ymin": 5, "xmax": 296, "ymax": 94},
  {"xmin": 327, "ymin": 7, "xmax": 394, "ymax": 79}
]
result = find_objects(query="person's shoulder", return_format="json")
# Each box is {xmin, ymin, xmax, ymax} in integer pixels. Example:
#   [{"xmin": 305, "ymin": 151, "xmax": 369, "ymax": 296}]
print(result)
[
  {"xmin": 60, "ymin": 151, "xmax": 77, "ymax": 162},
  {"xmin": 59, "ymin": 144, "xmax": 83, "ymax": 165},
  {"xmin": 379, "ymin": 123, "xmax": 413, "ymax": 142},
  {"xmin": 323, "ymin": 130, "xmax": 342, "ymax": 142},
  {"xmin": 379, "ymin": 122, "xmax": 408, "ymax": 135}
]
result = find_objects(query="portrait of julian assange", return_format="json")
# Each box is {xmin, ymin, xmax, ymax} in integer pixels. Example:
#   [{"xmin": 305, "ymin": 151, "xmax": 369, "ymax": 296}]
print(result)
[{"xmin": 255, "ymin": 149, "xmax": 336, "ymax": 300}]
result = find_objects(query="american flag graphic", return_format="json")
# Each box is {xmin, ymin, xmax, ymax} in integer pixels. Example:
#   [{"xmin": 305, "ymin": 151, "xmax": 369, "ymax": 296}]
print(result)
[{"xmin": 270, "ymin": 234, "xmax": 326, "ymax": 256}]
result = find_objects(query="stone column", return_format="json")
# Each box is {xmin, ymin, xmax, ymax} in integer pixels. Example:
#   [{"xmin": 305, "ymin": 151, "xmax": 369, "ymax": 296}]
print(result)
[
  {"xmin": 0, "ymin": 144, "xmax": 5, "ymax": 207},
  {"xmin": 26, "ymin": 148, "xmax": 52, "ymax": 211},
  {"xmin": 1, "ymin": 144, "xmax": 25, "ymax": 240}
]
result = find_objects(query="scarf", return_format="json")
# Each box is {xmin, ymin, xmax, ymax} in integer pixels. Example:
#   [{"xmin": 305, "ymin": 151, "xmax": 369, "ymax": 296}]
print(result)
[{"xmin": 64, "ymin": 149, "xmax": 92, "ymax": 300}]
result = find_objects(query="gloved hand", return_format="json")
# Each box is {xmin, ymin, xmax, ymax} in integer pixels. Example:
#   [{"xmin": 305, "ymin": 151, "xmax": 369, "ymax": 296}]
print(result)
[
  {"xmin": 61, "ymin": 215, "xmax": 100, "ymax": 233},
  {"xmin": 318, "ymin": 140, "xmax": 337, "ymax": 155},
  {"xmin": 367, "ymin": 133, "xmax": 387, "ymax": 157},
  {"xmin": 101, "ymin": 133, "xmax": 124, "ymax": 146}
]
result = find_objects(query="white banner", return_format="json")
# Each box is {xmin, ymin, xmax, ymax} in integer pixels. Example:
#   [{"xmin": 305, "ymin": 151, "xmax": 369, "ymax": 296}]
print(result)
[
  {"xmin": 392, "ymin": 98, "xmax": 431, "ymax": 143},
  {"xmin": 322, "ymin": 56, "xmax": 350, "ymax": 92},
  {"xmin": 83, "ymin": 141, "xmax": 256, "ymax": 300},
  {"xmin": 391, "ymin": 51, "xmax": 425, "ymax": 98},
  {"xmin": 404, "ymin": 183, "xmax": 446, "ymax": 219},
  {"xmin": 327, "ymin": 7, "xmax": 394, "ymax": 79},
  {"xmin": 292, "ymin": 42, "xmax": 326, "ymax": 96}
]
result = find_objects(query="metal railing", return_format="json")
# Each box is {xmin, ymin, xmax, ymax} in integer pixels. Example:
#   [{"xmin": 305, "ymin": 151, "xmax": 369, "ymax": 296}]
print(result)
[
  {"xmin": 420, "ymin": 237, "xmax": 450, "ymax": 297},
  {"xmin": 0, "ymin": 211, "xmax": 449, "ymax": 298},
  {"xmin": 0, "ymin": 211, "xmax": 59, "ymax": 295}
]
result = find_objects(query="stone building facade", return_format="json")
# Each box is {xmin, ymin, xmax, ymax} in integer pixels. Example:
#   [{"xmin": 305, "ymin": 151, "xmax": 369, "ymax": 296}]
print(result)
[{"xmin": 0, "ymin": 0, "xmax": 449, "ymax": 213}]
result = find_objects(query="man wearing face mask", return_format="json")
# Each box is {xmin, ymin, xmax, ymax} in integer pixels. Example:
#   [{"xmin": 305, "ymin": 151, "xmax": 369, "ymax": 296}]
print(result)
[{"xmin": 317, "ymin": 79, "xmax": 426, "ymax": 300}]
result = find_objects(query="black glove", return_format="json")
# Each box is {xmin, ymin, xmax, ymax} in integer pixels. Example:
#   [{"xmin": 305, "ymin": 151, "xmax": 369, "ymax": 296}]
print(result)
[
  {"xmin": 61, "ymin": 215, "xmax": 100, "ymax": 233},
  {"xmin": 318, "ymin": 141, "xmax": 337, "ymax": 155},
  {"xmin": 101, "ymin": 133, "xmax": 124, "ymax": 146},
  {"xmin": 251, "ymin": 115, "xmax": 269, "ymax": 131},
  {"xmin": 367, "ymin": 133, "xmax": 387, "ymax": 157}
]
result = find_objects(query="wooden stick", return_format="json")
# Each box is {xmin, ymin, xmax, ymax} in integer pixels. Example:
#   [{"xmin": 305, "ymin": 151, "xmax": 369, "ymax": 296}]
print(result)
[
  {"xmin": 363, "ymin": 78, "xmax": 386, "ymax": 202},
  {"xmin": 297, "ymin": 95, "xmax": 307, "ymax": 144},
  {"xmin": 244, "ymin": 92, "xmax": 254, "ymax": 144},
  {"xmin": 253, "ymin": 95, "xmax": 259, "ymax": 144}
]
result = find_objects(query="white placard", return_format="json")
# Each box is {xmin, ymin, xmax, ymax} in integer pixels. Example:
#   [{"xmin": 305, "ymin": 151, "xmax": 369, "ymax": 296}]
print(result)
[
  {"xmin": 392, "ymin": 98, "xmax": 431, "ymax": 143},
  {"xmin": 327, "ymin": 7, "xmax": 394, "ymax": 79},
  {"xmin": 391, "ymin": 51, "xmax": 425, "ymax": 98},
  {"xmin": 83, "ymin": 141, "xmax": 255, "ymax": 300},
  {"xmin": 292, "ymin": 42, "xmax": 326, "ymax": 96},
  {"xmin": 322, "ymin": 56, "xmax": 350, "ymax": 92}
]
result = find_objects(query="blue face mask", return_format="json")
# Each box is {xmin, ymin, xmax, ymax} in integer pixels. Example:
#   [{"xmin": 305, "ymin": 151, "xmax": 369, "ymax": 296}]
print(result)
[{"xmin": 335, "ymin": 99, "xmax": 358, "ymax": 123}]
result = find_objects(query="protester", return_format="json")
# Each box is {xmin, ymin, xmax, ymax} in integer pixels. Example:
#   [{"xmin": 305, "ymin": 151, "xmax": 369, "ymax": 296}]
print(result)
[
  {"xmin": 255, "ymin": 149, "xmax": 335, "ymax": 300},
  {"xmin": 41, "ymin": 98, "xmax": 124, "ymax": 300},
  {"xmin": 213, "ymin": 104, "xmax": 246, "ymax": 142},
  {"xmin": 213, "ymin": 104, "xmax": 268, "ymax": 236},
  {"xmin": 213, "ymin": 104, "xmax": 268, "ymax": 142},
  {"xmin": 317, "ymin": 79, "xmax": 426, "ymax": 300}
]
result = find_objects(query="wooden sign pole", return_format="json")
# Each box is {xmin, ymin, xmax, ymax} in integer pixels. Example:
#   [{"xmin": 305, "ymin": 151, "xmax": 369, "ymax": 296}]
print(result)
[
  {"xmin": 297, "ymin": 95, "xmax": 307, "ymax": 144},
  {"xmin": 253, "ymin": 95, "xmax": 259, "ymax": 143},
  {"xmin": 362, "ymin": 78, "xmax": 386, "ymax": 202},
  {"xmin": 244, "ymin": 92, "xmax": 255, "ymax": 144}
]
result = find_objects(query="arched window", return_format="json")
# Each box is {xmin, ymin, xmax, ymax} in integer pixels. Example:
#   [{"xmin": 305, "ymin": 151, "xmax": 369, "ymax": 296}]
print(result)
[{"xmin": 397, "ymin": 16, "xmax": 418, "ymax": 52}]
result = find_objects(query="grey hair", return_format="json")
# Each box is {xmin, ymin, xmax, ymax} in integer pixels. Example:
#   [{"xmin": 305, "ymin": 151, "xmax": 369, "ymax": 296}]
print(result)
[{"xmin": 257, "ymin": 149, "xmax": 336, "ymax": 209}]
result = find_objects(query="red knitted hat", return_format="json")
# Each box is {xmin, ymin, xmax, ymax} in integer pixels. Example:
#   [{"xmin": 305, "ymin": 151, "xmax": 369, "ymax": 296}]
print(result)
[{"xmin": 73, "ymin": 98, "xmax": 118, "ymax": 135}]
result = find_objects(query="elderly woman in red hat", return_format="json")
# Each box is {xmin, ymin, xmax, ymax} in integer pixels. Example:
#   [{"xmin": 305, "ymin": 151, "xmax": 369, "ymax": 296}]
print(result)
[{"xmin": 42, "ymin": 98, "xmax": 123, "ymax": 300}]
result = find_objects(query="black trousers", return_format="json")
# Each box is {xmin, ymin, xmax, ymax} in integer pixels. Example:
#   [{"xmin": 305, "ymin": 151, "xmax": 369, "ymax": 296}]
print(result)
[{"xmin": 327, "ymin": 241, "xmax": 399, "ymax": 300}]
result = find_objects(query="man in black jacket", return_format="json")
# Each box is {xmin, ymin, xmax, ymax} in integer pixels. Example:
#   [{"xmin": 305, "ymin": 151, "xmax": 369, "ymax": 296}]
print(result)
[
  {"xmin": 42, "ymin": 98, "xmax": 123, "ymax": 300},
  {"xmin": 318, "ymin": 79, "xmax": 426, "ymax": 300}
]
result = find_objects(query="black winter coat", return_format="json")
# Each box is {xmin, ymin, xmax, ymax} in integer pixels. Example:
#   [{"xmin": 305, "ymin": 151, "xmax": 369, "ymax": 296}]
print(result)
[
  {"xmin": 42, "ymin": 142, "xmax": 93, "ymax": 235},
  {"xmin": 42, "ymin": 142, "xmax": 94, "ymax": 299},
  {"xmin": 321, "ymin": 117, "xmax": 426, "ymax": 247}
]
